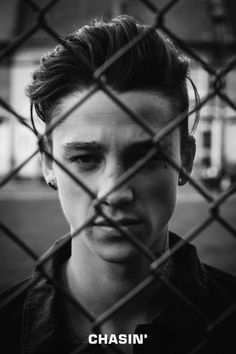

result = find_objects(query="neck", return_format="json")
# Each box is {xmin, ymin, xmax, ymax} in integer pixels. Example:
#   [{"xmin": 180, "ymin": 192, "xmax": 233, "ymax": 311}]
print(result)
[{"xmin": 62, "ymin": 229, "xmax": 169, "ymax": 317}]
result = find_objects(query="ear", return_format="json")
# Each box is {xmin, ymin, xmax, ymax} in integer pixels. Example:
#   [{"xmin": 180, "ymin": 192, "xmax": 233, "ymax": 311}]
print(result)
[
  {"xmin": 40, "ymin": 147, "xmax": 58, "ymax": 190},
  {"xmin": 178, "ymin": 135, "xmax": 196, "ymax": 186}
]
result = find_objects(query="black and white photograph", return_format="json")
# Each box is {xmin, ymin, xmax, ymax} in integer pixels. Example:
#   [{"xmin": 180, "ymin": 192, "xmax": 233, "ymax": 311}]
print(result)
[{"xmin": 0, "ymin": 1, "xmax": 236, "ymax": 353}]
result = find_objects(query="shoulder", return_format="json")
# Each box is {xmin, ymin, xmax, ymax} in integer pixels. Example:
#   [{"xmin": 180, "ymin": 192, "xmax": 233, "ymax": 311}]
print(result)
[
  {"xmin": 0, "ymin": 236, "xmax": 70, "ymax": 354},
  {"xmin": 0, "ymin": 278, "xmax": 32, "ymax": 354},
  {"xmin": 202, "ymin": 265, "xmax": 236, "ymax": 353},
  {"xmin": 169, "ymin": 232, "xmax": 236, "ymax": 310},
  {"xmin": 204, "ymin": 263, "xmax": 236, "ymax": 284},
  {"xmin": 204, "ymin": 263, "xmax": 236, "ymax": 304},
  {"xmin": 0, "ymin": 277, "xmax": 32, "ymax": 318}
]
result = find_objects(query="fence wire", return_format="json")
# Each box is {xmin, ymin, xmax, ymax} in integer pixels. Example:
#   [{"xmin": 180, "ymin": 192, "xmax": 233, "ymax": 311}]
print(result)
[{"xmin": 0, "ymin": 0, "xmax": 236, "ymax": 353}]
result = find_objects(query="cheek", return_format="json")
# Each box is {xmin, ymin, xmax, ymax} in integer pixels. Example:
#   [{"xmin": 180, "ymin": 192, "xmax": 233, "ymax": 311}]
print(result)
[
  {"xmin": 55, "ymin": 169, "xmax": 94, "ymax": 229},
  {"xmin": 134, "ymin": 166, "xmax": 178, "ymax": 222}
]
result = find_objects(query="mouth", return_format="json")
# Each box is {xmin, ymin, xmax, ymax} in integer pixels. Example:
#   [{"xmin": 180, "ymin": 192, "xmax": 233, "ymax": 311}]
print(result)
[{"xmin": 93, "ymin": 218, "xmax": 141, "ymax": 227}]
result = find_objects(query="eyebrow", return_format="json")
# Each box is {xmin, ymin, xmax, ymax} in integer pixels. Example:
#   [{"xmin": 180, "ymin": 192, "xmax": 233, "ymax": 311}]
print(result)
[
  {"xmin": 126, "ymin": 140, "xmax": 157, "ymax": 154},
  {"xmin": 63, "ymin": 141, "xmax": 105, "ymax": 154},
  {"xmin": 63, "ymin": 138, "xmax": 167, "ymax": 155}
]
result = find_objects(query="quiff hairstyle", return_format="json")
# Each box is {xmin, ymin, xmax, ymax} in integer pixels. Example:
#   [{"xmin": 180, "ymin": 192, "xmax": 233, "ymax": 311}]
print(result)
[{"xmin": 26, "ymin": 15, "xmax": 199, "ymax": 144}]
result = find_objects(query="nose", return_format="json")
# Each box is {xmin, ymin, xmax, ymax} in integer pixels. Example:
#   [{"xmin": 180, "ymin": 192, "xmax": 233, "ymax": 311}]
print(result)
[{"xmin": 97, "ymin": 165, "xmax": 134, "ymax": 208}]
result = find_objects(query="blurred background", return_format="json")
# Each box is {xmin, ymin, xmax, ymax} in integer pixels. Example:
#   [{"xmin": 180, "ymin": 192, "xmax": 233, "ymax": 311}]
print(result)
[{"xmin": 0, "ymin": 0, "xmax": 236, "ymax": 292}]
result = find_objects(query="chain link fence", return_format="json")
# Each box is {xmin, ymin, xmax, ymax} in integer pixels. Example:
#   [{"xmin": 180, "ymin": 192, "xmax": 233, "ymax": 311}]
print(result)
[{"xmin": 0, "ymin": 0, "xmax": 236, "ymax": 353}]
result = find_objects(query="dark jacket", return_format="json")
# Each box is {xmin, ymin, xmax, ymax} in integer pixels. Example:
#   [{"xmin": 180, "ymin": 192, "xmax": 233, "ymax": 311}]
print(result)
[{"xmin": 0, "ymin": 233, "xmax": 236, "ymax": 354}]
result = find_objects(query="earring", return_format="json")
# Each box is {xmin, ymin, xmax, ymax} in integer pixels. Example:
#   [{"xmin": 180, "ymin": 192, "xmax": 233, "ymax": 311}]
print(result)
[
  {"xmin": 178, "ymin": 175, "xmax": 184, "ymax": 186},
  {"xmin": 48, "ymin": 179, "xmax": 58, "ymax": 190}
]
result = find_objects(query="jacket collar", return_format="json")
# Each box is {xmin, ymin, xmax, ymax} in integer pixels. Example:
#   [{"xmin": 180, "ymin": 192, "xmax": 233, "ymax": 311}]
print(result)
[
  {"xmin": 22, "ymin": 233, "xmax": 211, "ymax": 353},
  {"xmin": 21, "ymin": 235, "xmax": 71, "ymax": 353},
  {"xmin": 134, "ymin": 233, "xmax": 211, "ymax": 353}
]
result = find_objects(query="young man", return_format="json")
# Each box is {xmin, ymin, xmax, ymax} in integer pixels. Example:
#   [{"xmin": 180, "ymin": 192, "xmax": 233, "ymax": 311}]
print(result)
[{"xmin": 1, "ymin": 15, "xmax": 236, "ymax": 354}]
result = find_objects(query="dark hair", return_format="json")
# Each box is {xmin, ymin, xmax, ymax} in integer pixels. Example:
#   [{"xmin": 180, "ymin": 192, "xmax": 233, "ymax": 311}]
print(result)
[{"xmin": 26, "ymin": 15, "xmax": 199, "ymax": 144}]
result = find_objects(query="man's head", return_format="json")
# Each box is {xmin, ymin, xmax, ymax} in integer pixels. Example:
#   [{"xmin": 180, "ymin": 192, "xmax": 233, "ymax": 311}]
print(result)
[{"xmin": 27, "ymin": 16, "xmax": 196, "ymax": 262}]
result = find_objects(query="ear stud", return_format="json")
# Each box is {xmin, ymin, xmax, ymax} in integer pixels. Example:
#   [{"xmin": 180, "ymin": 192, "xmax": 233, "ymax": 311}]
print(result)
[
  {"xmin": 178, "ymin": 175, "xmax": 185, "ymax": 186},
  {"xmin": 48, "ymin": 179, "xmax": 58, "ymax": 190}
]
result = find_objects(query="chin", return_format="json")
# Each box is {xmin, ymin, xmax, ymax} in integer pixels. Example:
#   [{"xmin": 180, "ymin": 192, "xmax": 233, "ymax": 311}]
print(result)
[
  {"xmin": 93, "ymin": 240, "xmax": 141, "ymax": 263},
  {"xmin": 83, "ymin": 226, "xmax": 151, "ymax": 263}
]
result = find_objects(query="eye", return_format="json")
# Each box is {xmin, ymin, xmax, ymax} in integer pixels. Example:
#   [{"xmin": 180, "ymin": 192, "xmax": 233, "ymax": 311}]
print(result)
[
  {"xmin": 68, "ymin": 154, "xmax": 102, "ymax": 170},
  {"xmin": 126, "ymin": 151, "xmax": 163, "ymax": 167},
  {"xmin": 147, "ymin": 151, "xmax": 163, "ymax": 162}
]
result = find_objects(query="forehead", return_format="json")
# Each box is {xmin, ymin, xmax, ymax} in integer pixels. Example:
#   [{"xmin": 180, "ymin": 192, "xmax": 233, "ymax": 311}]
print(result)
[{"xmin": 52, "ymin": 90, "xmax": 177, "ymax": 144}]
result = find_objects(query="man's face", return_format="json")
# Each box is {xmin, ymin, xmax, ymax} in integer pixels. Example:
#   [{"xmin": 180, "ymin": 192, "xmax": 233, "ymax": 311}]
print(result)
[{"xmin": 46, "ymin": 90, "xmax": 183, "ymax": 262}]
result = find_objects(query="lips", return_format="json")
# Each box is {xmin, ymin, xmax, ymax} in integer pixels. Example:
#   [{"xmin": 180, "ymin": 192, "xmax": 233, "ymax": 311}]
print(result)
[{"xmin": 93, "ymin": 218, "xmax": 141, "ymax": 227}]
